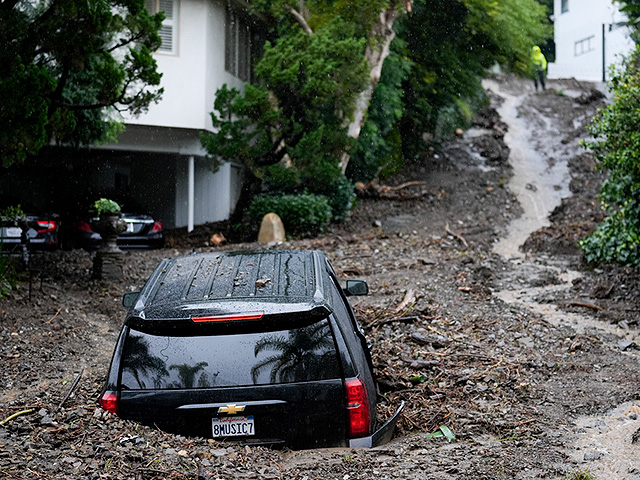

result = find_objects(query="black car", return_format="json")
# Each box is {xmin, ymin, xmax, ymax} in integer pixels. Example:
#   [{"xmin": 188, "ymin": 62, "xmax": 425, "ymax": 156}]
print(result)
[
  {"xmin": 0, "ymin": 213, "xmax": 59, "ymax": 252},
  {"xmin": 99, "ymin": 249, "xmax": 403, "ymax": 449},
  {"xmin": 62, "ymin": 213, "xmax": 164, "ymax": 251}
]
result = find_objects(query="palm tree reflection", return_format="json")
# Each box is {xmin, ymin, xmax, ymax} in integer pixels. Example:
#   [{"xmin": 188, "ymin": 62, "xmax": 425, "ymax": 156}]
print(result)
[
  {"xmin": 169, "ymin": 362, "xmax": 209, "ymax": 388},
  {"xmin": 251, "ymin": 322, "xmax": 338, "ymax": 383},
  {"xmin": 122, "ymin": 334, "xmax": 169, "ymax": 389}
]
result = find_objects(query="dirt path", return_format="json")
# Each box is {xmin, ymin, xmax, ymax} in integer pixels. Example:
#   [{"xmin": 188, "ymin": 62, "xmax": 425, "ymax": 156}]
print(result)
[
  {"xmin": 0, "ymin": 75, "xmax": 638, "ymax": 480},
  {"xmin": 487, "ymin": 78, "xmax": 640, "ymax": 479}
]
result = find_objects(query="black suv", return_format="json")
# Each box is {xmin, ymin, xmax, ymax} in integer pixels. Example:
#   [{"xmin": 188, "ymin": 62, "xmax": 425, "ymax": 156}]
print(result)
[{"xmin": 99, "ymin": 249, "xmax": 403, "ymax": 449}]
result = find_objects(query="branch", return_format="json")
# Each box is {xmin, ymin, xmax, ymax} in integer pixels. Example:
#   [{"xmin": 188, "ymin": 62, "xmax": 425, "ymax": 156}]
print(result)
[
  {"xmin": 288, "ymin": 7, "xmax": 313, "ymax": 35},
  {"xmin": 0, "ymin": 409, "xmax": 34, "ymax": 425}
]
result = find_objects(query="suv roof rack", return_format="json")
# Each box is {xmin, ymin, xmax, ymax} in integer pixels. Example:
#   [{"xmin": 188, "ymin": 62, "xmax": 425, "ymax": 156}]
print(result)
[{"xmin": 127, "ymin": 250, "xmax": 333, "ymax": 322}]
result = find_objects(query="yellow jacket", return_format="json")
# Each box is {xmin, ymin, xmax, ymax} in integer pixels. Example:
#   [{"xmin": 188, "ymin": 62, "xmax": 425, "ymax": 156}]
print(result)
[{"xmin": 532, "ymin": 46, "xmax": 547, "ymax": 71}]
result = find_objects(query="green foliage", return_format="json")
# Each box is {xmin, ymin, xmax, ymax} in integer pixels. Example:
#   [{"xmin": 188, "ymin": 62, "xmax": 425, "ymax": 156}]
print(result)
[
  {"xmin": 246, "ymin": 193, "xmax": 332, "ymax": 239},
  {"xmin": 565, "ymin": 470, "xmax": 597, "ymax": 480},
  {"xmin": 581, "ymin": 49, "xmax": 640, "ymax": 266},
  {"xmin": 348, "ymin": 41, "xmax": 413, "ymax": 181},
  {"xmin": 619, "ymin": 1, "xmax": 640, "ymax": 42},
  {"xmin": 0, "ymin": 0, "xmax": 164, "ymax": 166},
  {"xmin": 300, "ymin": 160, "xmax": 356, "ymax": 222},
  {"xmin": 92, "ymin": 198, "xmax": 122, "ymax": 216},
  {"xmin": 0, "ymin": 205, "xmax": 25, "ymax": 221},
  {"xmin": 389, "ymin": 0, "xmax": 551, "ymax": 162},
  {"xmin": 201, "ymin": 13, "xmax": 369, "ymax": 228}
]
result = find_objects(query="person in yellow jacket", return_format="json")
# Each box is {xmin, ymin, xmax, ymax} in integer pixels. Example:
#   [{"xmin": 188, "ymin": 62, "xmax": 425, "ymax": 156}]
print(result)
[{"xmin": 531, "ymin": 45, "xmax": 547, "ymax": 91}]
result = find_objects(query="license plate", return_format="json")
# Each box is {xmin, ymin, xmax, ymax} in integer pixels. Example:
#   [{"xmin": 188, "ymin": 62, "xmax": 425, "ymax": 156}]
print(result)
[
  {"xmin": 2, "ymin": 227, "xmax": 21, "ymax": 238},
  {"xmin": 212, "ymin": 416, "xmax": 255, "ymax": 437}
]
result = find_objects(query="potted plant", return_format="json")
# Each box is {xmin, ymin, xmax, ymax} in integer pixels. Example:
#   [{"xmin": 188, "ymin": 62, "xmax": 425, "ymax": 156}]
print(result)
[{"xmin": 90, "ymin": 198, "xmax": 126, "ymax": 281}]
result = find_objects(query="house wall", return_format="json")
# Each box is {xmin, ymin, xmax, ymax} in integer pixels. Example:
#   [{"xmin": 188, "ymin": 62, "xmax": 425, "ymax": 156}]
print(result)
[
  {"xmin": 548, "ymin": 0, "xmax": 634, "ymax": 81},
  {"xmin": 95, "ymin": 0, "xmax": 251, "ymax": 229}
]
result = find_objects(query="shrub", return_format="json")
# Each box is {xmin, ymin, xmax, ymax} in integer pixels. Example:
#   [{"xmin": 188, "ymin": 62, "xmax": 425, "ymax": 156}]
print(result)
[
  {"xmin": 581, "ymin": 49, "xmax": 640, "ymax": 266},
  {"xmin": 301, "ymin": 160, "xmax": 356, "ymax": 222},
  {"xmin": 246, "ymin": 193, "xmax": 332, "ymax": 239}
]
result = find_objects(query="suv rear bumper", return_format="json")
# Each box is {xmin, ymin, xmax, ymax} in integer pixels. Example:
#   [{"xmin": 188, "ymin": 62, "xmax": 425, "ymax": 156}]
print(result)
[{"xmin": 349, "ymin": 401, "xmax": 405, "ymax": 448}]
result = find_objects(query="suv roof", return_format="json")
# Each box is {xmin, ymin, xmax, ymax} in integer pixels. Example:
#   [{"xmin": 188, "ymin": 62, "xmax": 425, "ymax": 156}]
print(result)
[{"xmin": 127, "ymin": 250, "xmax": 332, "ymax": 322}]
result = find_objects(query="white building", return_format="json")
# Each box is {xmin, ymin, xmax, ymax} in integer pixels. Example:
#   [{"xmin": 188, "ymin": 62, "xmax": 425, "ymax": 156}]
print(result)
[
  {"xmin": 89, "ymin": 0, "xmax": 265, "ymax": 230},
  {"xmin": 0, "ymin": 0, "xmax": 263, "ymax": 230},
  {"xmin": 547, "ymin": 0, "xmax": 635, "ymax": 82}
]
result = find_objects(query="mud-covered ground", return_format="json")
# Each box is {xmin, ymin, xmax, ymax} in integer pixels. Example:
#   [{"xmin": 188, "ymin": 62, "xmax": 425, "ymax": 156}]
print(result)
[{"xmin": 1, "ymin": 76, "xmax": 639, "ymax": 480}]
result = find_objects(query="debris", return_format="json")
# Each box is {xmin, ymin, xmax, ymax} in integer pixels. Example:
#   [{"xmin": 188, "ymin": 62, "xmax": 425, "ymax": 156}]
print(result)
[
  {"xmin": 55, "ymin": 369, "xmax": 84, "ymax": 413},
  {"xmin": 0, "ymin": 408, "xmax": 35, "ymax": 426},
  {"xmin": 394, "ymin": 289, "xmax": 416, "ymax": 314},
  {"xmin": 210, "ymin": 233, "xmax": 227, "ymax": 246},
  {"xmin": 569, "ymin": 301, "xmax": 603, "ymax": 311},
  {"xmin": 426, "ymin": 425, "xmax": 456, "ymax": 442},
  {"xmin": 618, "ymin": 339, "xmax": 637, "ymax": 351},
  {"xmin": 355, "ymin": 180, "xmax": 429, "ymax": 200},
  {"xmin": 445, "ymin": 223, "xmax": 468, "ymax": 248},
  {"xmin": 45, "ymin": 307, "xmax": 62, "ymax": 324}
]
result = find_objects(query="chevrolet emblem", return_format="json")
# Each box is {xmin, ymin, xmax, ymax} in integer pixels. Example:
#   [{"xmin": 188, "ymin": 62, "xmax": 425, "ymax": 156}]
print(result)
[{"xmin": 218, "ymin": 404, "xmax": 246, "ymax": 414}]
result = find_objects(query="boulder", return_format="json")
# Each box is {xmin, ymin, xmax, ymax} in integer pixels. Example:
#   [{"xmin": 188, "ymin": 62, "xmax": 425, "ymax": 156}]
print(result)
[{"xmin": 258, "ymin": 213, "xmax": 286, "ymax": 243}]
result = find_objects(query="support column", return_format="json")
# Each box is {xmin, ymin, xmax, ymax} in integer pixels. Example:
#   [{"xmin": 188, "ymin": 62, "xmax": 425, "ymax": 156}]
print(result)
[{"xmin": 188, "ymin": 156, "xmax": 195, "ymax": 233}]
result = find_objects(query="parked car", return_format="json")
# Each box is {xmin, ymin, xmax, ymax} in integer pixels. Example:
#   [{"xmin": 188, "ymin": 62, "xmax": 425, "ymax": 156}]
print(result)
[
  {"xmin": 61, "ymin": 213, "xmax": 164, "ymax": 251},
  {"xmin": 0, "ymin": 213, "xmax": 59, "ymax": 252},
  {"xmin": 99, "ymin": 249, "xmax": 404, "ymax": 449}
]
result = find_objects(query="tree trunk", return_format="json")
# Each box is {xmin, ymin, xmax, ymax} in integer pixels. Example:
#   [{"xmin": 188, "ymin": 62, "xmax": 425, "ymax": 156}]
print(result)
[{"xmin": 340, "ymin": 1, "xmax": 411, "ymax": 173}]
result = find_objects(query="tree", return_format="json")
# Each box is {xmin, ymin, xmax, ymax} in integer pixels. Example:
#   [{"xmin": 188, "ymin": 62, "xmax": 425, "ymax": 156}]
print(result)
[
  {"xmin": 0, "ymin": 0, "xmax": 164, "ymax": 166},
  {"xmin": 200, "ymin": 1, "xmax": 412, "ymax": 224},
  {"xmin": 349, "ymin": 0, "xmax": 551, "ymax": 179},
  {"xmin": 202, "ymin": 0, "xmax": 550, "ymax": 227},
  {"xmin": 581, "ymin": 48, "xmax": 640, "ymax": 266}
]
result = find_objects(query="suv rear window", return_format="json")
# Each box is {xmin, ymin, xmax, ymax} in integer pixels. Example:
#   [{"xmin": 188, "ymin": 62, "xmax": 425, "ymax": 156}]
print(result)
[{"xmin": 120, "ymin": 319, "xmax": 341, "ymax": 389}]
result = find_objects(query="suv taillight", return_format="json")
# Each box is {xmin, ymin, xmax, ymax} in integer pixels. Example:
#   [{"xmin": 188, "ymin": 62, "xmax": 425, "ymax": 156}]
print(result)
[
  {"xmin": 36, "ymin": 220, "xmax": 57, "ymax": 233},
  {"xmin": 345, "ymin": 378, "xmax": 370, "ymax": 437},
  {"xmin": 99, "ymin": 391, "xmax": 118, "ymax": 414},
  {"xmin": 150, "ymin": 221, "xmax": 163, "ymax": 233}
]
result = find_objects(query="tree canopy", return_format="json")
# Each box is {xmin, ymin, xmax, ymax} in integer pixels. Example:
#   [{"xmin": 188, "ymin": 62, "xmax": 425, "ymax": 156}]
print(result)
[
  {"xmin": 201, "ymin": 0, "xmax": 551, "ymax": 233},
  {"xmin": 349, "ymin": 0, "xmax": 551, "ymax": 179},
  {"xmin": 0, "ymin": 0, "xmax": 164, "ymax": 166}
]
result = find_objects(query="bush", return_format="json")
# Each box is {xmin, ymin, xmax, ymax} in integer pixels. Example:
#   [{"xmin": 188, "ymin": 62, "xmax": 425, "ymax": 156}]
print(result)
[
  {"xmin": 581, "ymin": 49, "xmax": 640, "ymax": 266},
  {"xmin": 246, "ymin": 193, "xmax": 332, "ymax": 239},
  {"xmin": 301, "ymin": 160, "xmax": 356, "ymax": 222}
]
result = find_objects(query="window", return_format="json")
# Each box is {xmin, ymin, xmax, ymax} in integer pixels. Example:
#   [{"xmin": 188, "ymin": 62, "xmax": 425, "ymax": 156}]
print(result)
[
  {"xmin": 121, "ymin": 320, "xmax": 341, "ymax": 389},
  {"xmin": 146, "ymin": 0, "xmax": 178, "ymax": 54},
  {"xmin": 225, "ymin": 6, "xmax": 253, "ymax": 81},
  {"xmin": 574, "ymin": 35, "xmax": 595, "ymax": 56},
  {"xmin": 561, "ymin": 0, "xmax": 568, "ymax": 13}
]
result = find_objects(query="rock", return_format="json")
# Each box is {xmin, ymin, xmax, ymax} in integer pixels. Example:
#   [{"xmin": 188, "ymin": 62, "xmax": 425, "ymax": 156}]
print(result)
[
  {"xmin": 210, "ymin": 232, "xmax": 226, "ymax": 246},
  {"xmin": 257, "ymin": 213, "xmax": 286, "ymax": 243},
  {"xmin": 618, "ymin": 339, "xmax": 637, "ymax": 351}
]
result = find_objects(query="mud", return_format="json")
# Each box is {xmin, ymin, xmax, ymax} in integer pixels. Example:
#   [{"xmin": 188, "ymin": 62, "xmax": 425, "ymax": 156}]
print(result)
[{"xmin": 0, "ymin": 75, "xmax": 639, "ymax": 480}]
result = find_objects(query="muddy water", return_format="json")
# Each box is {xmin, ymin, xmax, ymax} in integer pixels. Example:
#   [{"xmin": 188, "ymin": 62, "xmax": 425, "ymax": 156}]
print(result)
[
  {"xmin": 487, "ymin": 80, "xmax": 640, "ymax": 479},
  {"xmin": 487, "ymin": 81, "xmax": 570, "ymax": 259}
]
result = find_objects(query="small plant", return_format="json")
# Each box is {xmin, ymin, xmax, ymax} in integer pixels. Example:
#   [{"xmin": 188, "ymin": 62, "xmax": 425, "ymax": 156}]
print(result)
[
  {"xmin": 0, "ymin": 204, "xmax": 25, "ymax": 221},
  {"xmin": 92, "ymin": 198, "xmax": 121, "ymax": 217},
  {"xmin": 566, "ymin": 469, "xmax": 596, "ymax": 480}
]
